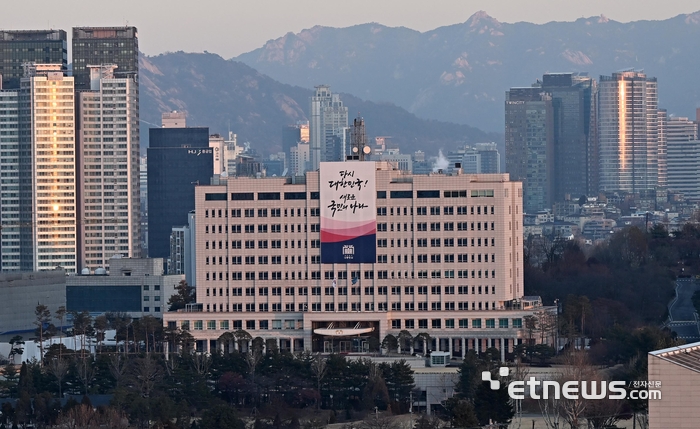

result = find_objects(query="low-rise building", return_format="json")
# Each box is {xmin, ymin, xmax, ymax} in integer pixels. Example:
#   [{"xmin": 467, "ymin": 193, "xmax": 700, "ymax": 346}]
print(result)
[
  {"xmin": 648, "ymin": 342, "xmax": 700, "ymax": 428},
  {"xmin": 67, "ymin": 257, "xmax": 181, "ymax": 319}
]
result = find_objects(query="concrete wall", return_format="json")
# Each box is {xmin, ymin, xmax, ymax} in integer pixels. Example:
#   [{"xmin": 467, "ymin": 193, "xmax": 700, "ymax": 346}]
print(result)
[{"xmin": 0, "ymin": 270, "xmax": 66, "ymax": 334}]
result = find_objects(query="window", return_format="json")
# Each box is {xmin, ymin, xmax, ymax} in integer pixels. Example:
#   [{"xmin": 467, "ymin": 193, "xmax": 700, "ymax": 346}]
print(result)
[
  {"xmin": 499, "ymin": 318, "xmax": 509, "ymax": 329},
  {"xmin": 431, "ymin": 302, "xmax": 441, "ymax": 311},
  {"xmin": 391, "ymin": 286, "xmax": 401, "ymax": 295},
  {"xmin": 472, "ymin": 319, "xmax": 482, "ymax": 328},
  {"xmin": 418, "ymin": 319, "xmax": 428, "ymax": 329},
  {"xmin": 485, "ymin": 319, "xmax": 495, "ymax": 329},
  {"xmin": 391, "ymin": 319, "xmax": 401, "ymax": 329},
  {"xmin": 404, "ymin": 286, "xmax": 414, "ymax": 295},
  {"xmin": 194, "ymin": 321, "xmax": 203, "ymax": 330},
  {"xmin": 417, "ymin": 223, "xmax": 427, "ymax": 232},
  {"xmin": 418, "ymin": 190, "xmax": 440, "ymax": 199},
  {"xmin": 512, "ymin": 318, "xmax": 523, "ymax": 328},
  {"xmin": 377, "ymin": 207, "xmax": 387, "ymax": 216},
  {"xmin": 444, "ymin": 206, "xmax": 454, "ymax": 215},
  {"xmin": 405, "ymin": 319, "xmax": 415, "ymax": 329},
  {"xmin": 431, "ymin": 286, "xmax": 441, "ymax": 295},
  {"xmin": 390, "ymin": 190, "xmax": 413, "ymax": 198},
  {"xmin": 244, "ymin": 208, "xmax": 255, "ymax": 217},
  {"xmin": 431, "ymin": 319, "xmax": 441, "ymax": 329},
  {"xmin": 259, "ymin": 320, "xmax": 269, "ymax": 329},
  {"xmin": 459, "ymin": 319, "xmax": 468, "ymax": 328},
  {"xmin": 418, "ymin": 286, "xmax": 427, "ymax": 295},
  {"xmin": 431, "ymin": 254, "xmax": 441, "ymax": 264},
  {"xmin": 416, "ymin": 207, "xmax": 427, "ymax": 215},
  {"xmin": 430, "ymin": 222, "xmax": 440, "ymax": 232},
  {"xmin": 207, "ymin": 321, "xmax": 216, "ymax": 330},
  {"xmin": 378, "ymin": 223, "xmax": 387, "ymax": 232},
  {"xmin": 430, "ymin": 206, "xmax": 440, "ymax": 215}
]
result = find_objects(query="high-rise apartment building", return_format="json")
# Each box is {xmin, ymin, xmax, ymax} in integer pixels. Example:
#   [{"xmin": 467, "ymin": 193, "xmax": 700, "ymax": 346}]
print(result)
[
  {"xmin": 309, "ymin": 85, "xmax": 348, "ymax": 170},
  {"xmin": 17, "ymin": 64, "xmax": 76, "ymax": 272},
  {"xmin": 505, "ymin": 87, "xmax": 554, "ymax": 213},
  {"xmin": 0, "ymin": 88, "xmax": 20, "ymax": 270},
  {"xmin": 147, "ymin": 116, "xmax": 211, "ymax": 260},
  {"xmin": 657, "ymin": 109, "xmax": 668, "ymax": 189},
  {"xmin": 76, "ymin": 65, "xmax": 140, "ymax": 271},
  {"xmin": 0, "ymin": 30, "xmax": 67, "ymax": 89},
  {"xmin": 598, "ymin": 71, "xmax": 661, "ymax": 193},
  {"xmin": 666, "ymin": 116, "xmax": 700, "ymax": 200},
  {"xmin": 163, "ymin": 162, "xmax": 541, "ymax": 357},
  {"xmin": 540, "ymin": 73, "xmax": 598, "ymax": 198},
  {"xmin": 72, "ymin": 27, "xmax": 139, "ymax": 91}
]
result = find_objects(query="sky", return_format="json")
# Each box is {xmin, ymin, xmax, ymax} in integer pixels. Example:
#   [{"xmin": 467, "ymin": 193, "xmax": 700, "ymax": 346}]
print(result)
[{"xmin": 3, "ymin": 0, "xmax": 699, "ymax": 58}]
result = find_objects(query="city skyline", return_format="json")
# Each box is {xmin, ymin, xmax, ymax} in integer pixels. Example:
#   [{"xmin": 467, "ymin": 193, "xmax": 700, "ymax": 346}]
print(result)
[{"xmin": 1, "ymin": 1, "xmax": 698, "ymax": 58}]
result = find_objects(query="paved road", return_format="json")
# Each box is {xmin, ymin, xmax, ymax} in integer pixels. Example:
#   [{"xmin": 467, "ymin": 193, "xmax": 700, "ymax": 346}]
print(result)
[{"xmin": 668, "ymin": 278, "xmax": 700, "ymax": 342}]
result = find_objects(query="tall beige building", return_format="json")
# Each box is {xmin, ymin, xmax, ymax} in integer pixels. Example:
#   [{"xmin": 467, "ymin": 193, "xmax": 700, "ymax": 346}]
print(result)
[
  {"xmin": 77, "ymin": 64, "xmax": 140, "ymax": 270},
  {"xmin": 164, "ymin": 162, "xmax": 543, "ymax": 357},
  {"xmin": 19, "ymin": 64, "xmax": 77, "ymax": 272}
]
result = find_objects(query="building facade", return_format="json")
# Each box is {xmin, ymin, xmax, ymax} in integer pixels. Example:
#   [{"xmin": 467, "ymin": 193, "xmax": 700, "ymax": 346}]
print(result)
[
  {"xmin": 666, "ymin": 116, "xmax": 700, "ymax": 200},
  {"xmin": 598, "ymin": 71, "xmax": 661, "ymax": 193},
  {"xmin": 77, "ymin": 65, "xmax": 141, "ymax": 271},
  {"xmin": 71, "ymin": 27, "xmax": 138, "ymax": 91},
  {"xmin": 67, "ymin": 257, "xmax": 180, "ymax": 319},
  {"xmin": 0, "ymin": 269, "xmax": 66, "ymax": 334},
  {"xmin": 0, "ymin": 30, "xmax": 67, "ymax": 89},
  {"xmin": 147, "ymin": 124, "xmax": 211, "ymax": 260},
  {"xmin": 19, "ymin": 64, "xmax": 77, "ymax": 272},
  {"xmin": 648, "ymin": 342, "xmax": 700, "ymax": 429},
  {"xmin": 0, "ymin": 88, "xmax": 20, "ymax": 270},
  {"xmin": 505, "ymin": 87, "xmax": 554, "ymax": 214},
  {"xmin": 309, "ymin": 85, "xmax": 348, "ymax": 170},
  {"xmin": 541, "ymin": 73, "xmax": 598, "ymax": 198},
  {"xmin": 163, "ymin": 162, "xmax": 538, "ymax": 356}
]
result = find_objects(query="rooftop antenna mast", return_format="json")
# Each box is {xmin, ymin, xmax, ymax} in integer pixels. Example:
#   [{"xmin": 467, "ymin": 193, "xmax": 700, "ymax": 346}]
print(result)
[{"xmin": 348, "ymin": 114, "xmax": 370, "ymax": 161}]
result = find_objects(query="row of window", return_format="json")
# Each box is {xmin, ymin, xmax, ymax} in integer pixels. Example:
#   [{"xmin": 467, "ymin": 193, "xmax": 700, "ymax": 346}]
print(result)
[
  {"xmin": 204, "ymin": 269, "xmax": 497, "ymax": 281},
  {"xmin": 174, "ymin": 316, "xmax": 521, "ymax": 332},
  {"xmin": 204, "ymin": 221, "xmax": 497, "ymax": 235},
  {"xmin": 205, "ymin": 236, "xmax": 496, "ymax": 251},
  {"xmin": 205, "ymin": 252, "xmax": 495, "ymax": 266},
  {"xmin": 205, "ymin": 285, "xmax": 498, "ymax": 297},
  {"xmin": 205, "ymin": 300, "xmax": 503, "ymax": 313},
  {"xmin": 376, "ymin": 205, "xmax": 495, "ymax": 216},
  {"xmin": 205, "ymin": 208, "xmax": 317, "ymax": 218},
  {"xmin": 204, "ymin": 205, "xmax": 498, "ymax": 219},
  {"xmin": 205, "ymin": 223, "xmax": 319, "ymax": 234}
]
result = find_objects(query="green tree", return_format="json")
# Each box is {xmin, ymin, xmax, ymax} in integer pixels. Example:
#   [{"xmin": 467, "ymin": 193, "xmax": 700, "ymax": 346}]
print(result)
[
  {"xmin": 445, "ymin": 397, "xmax": 479, "ymax": 428},
  {"xmin": 473, "ymin": 379, "xmax": 514, "ymax": 426},
  {"xmin": 168, "ymin": 280, "xmax": 195, "ymax": 311},
  {"xmin": 455, "ymin": 351, "xmax": 484, "ymax": 400},
  {"xmin": 8, "ymin": 336, "xmax": 24, "ymax": 364},
  {"xmin": 34, "ymin": 304, "xmax": 53, "ymax": 365},
  {"xmin": 381, "ymin": 334, "xmax": 398, "ymax": 354},
  {"xmin": 199, "ymin": 405, "xmax": 245, "ymax": 429}
]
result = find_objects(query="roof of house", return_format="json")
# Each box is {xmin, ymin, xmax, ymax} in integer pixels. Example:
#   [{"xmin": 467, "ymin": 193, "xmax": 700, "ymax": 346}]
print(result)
[{"xmin": 649, "ymin": 341, "xmax": 700, "ymax": 373}]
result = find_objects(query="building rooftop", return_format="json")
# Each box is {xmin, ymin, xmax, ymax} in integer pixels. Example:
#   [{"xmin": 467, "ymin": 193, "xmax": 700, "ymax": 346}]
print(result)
[{"xmin": 649, "ymin": 341, "xmax": 700, "ymax": 373}]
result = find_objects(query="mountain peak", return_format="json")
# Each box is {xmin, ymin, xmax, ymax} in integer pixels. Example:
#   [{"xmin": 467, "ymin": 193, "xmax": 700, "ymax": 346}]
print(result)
[
  {"xmin": 467, "ymin": 10, "xmax": 500, "ymax": 27},
  {"xmin": 686, "ymin": 10, "xmax": 700, "ymax": 25}
]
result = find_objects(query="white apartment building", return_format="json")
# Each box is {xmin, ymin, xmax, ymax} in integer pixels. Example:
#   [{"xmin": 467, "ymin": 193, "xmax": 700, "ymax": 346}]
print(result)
[
  {"xmin": 0, "ymin": 87, "xmax": 20, "ymax": 271},
  {"xmin": 598, "ymin": 71, "xmax": 661, "ymax": 193},
  {"xmin": 164, "ymin": 162, "xmax": 542, "ymax": 359},
  {"xmin": 19, "ymin": 64, "xmax": 77, "ymax": 272},
  {"xmin": 666, "ymin": 116, "xmax": 700, "ymax": 200},
  {"xmin": 77, "ymin": 64, "xmax": 140, "ymax": 271},
  {"xmin": 309, "ymin": 85, "xmax": 348, "ymax": 170}
]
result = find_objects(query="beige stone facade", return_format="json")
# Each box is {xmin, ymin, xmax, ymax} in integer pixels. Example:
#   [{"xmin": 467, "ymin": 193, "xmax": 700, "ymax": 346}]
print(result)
[{"xmin": 164, "ymin": 163, "xmax": 543, "ymax": 356}]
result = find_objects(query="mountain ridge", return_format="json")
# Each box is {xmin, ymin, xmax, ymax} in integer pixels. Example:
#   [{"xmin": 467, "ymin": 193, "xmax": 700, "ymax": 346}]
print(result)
[
  {"xmin": 235, "ymin": 11, "xmax": 700, "ymax": 132},
  {"xmin": 139, "ymin": 52, "xmax": 500, "ymax": 158}
]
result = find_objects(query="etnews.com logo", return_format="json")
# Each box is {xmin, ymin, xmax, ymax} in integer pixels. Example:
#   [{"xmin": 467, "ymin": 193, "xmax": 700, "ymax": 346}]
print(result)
[{"xmin": 483, "ymin": 367, "xmax": 661, "ymax": 401}]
